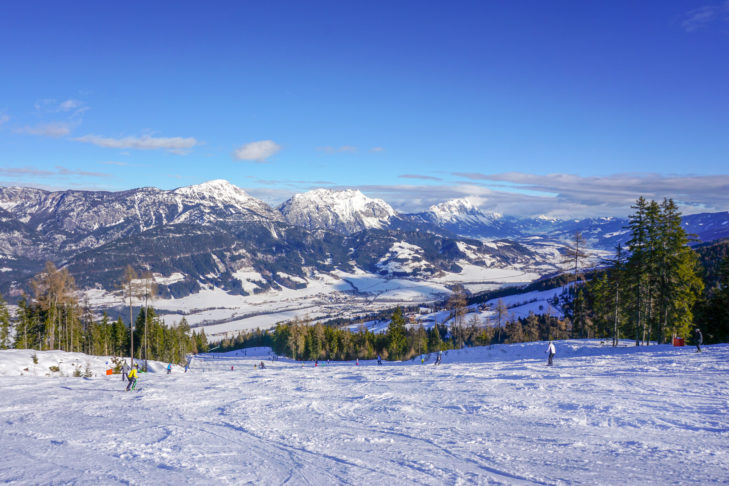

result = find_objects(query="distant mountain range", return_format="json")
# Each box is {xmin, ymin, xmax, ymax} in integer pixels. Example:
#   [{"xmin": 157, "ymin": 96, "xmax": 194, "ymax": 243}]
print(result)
[{"xmin": 1, "ymin": 180, "xmax": 727, "ymax": 301}]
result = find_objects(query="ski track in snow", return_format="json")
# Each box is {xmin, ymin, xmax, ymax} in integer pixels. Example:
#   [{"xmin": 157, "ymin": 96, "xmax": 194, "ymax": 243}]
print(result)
[{"xmin": 2, "ymin": 342, "xmax": 729, "ymax": 485}]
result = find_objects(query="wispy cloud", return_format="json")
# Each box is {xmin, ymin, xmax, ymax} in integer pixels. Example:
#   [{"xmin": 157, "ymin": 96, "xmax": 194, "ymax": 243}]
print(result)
[
  {"xmin": 233, "ymin": 140, "xmax": 281, "ymax": 162},
  {"xmin": 17, "ymin": 122, "xmax": 73, "ymax": 137},
  {"xmin": 370, "ymin": 147, "xmax": 385, "ymax": 153},
  {"xmin": 34, "ymin": 98, "xmax": 89, "ymax": 118},
  {"xmin": 682, "ymin": 1, "xmax": 729, "ymax": 32},
  {"xmin": 448, "ymin": 172, "xmax": 729, "ymax": 217},
  {"xmin": 243, "ymin": 176, "xmax": 336, "ymax": 187},
  {"xmin": 0, "ymin": 114, "xmax": 9, "ymax": 126},
  {"xmin": 0, "ymin": 165, "xmax": 110, "ymax": 179},
  {"xmin": 58, "ymin": 99, "xmax": 83, "ymax": 112},
  {"xmin": 75, "ymin": 134, "xmax": 199, "ymax": 154},
  {"xmin": 398, "ymin": 174, "xmax": 443, "ymax": 181},
  {"xmin": 0, "ymin": 166, "xmax": 56, "ymax": 177},
  {"xmin": 56, "ymin": 166, "xmax": 111, "ymax": 178},
  {"xmin": 100, "ymin": 161, "xmax": 146, "ymax": 168},
  {"xmin": 317, "ymin": 145, "xmax": 357, "ymax": 154}
]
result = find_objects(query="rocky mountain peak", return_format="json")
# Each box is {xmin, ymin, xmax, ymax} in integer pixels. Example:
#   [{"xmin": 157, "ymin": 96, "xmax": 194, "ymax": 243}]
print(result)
[
  {"xmin": 279, "ymin": 188, "xmax": 397, "ymax": 234},
  {"xmin": 172, "ymin": 179, "xmax": 254, "ymax": 206},
  {"xmin": 428, "ymin": 198, "xmax": 501, "ymax": 224}
]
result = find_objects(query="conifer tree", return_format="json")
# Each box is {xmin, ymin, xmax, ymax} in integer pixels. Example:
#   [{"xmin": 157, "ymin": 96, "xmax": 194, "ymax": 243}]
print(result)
[
  {"xmin": 14, "ymin": 298, "xmax": 31, "ymax": 349},
  {"xmin": 0, "ymin": 293, "xmax": 11, "ymax": 349},
  {"xmin": 112, "ymin": 317, "xmax": 128, "ymax": 356},
  {"xmin": 656, "ymin": 199, "xmax": 703, "ymax": 341},
  {"xmin": 524, "ymin": 312, "xmax": 539, "ymax": 342},
  {"xmin": 428, "ymin": 323, "xmax": 443, "ymax": 352},
  {"xmin": 610, "ymin": 244, "xmax": 626, "ymax": 346},
  {"xmin": 626, "ymin": 197, "xmax": 649, "ymax": 344},
  {"xmin": 387, "ymin": 307, "xmax": 407, "ymax": 360}
]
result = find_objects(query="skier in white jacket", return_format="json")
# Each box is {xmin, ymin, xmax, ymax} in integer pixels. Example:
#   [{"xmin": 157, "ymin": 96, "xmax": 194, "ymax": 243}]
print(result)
[{"xmin": 546, "ymin": 341, "xmax": 556, "ymax": 366}]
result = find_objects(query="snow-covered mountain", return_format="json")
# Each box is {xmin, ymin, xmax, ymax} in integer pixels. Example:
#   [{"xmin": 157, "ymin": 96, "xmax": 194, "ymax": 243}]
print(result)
[
  {"xmin": 1, "ymin": 180, "xmax": 728, "ymax": 307},
  {"xmin": 0, "ymin": 179, "xmax": 281, "ymax": 260},
  {"xmin": 279, "ymin": 188, "xmax": 397, "ymax": 234},
  {"xmin": 427, "ymin": 198, "xmax": 502, "ymax": 225},
  {"xmin": 408, "ymin": 198, "xmax": 729, "ymax": 251},
  {"xmin": 0, "ymin": 182, "xmax": 539, "ymax": 302},
  {"xmin": 408, "ymin": 198, "xmax": 515, "ymax": 238}
]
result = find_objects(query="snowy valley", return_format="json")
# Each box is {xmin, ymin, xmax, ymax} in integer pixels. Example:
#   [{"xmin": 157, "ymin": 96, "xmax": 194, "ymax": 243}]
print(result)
[{"xmin": 1, "ymin": 180, "xmax": 728, "ymax": 338}]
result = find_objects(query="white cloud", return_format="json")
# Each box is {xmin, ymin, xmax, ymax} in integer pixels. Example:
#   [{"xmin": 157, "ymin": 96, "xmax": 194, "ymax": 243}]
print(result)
[
  {"xmin": 18, "ymin": 122, "xmax": 72, "ymax": 137},
  {"xmin": 74, "ymin": 134, "xmax": 199, "ymax": 154},
  {"xmin": 0, "ymin": 114, "xmax": 9, "ymax": 126},
  {"xmin": 370, "ymin": 146, "xmax": 385, "ymax": 153},
  {"xmin": 233, "ymin": 140, "xmax": 281, "ymax": 161},
  {"xmin": 58, "ymin": 99, "xmax": 82, "ymax": 112}
]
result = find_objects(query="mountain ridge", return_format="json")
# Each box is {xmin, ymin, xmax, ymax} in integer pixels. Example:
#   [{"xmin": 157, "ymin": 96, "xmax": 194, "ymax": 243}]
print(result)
[{"xmin": 1, "ymin": 180, "xmax": 728, "ymax": 304}]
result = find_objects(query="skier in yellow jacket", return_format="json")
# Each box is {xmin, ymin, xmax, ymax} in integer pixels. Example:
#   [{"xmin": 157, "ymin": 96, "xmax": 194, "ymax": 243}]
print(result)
[{"xmin": 126, "ymin": 364, "xmax": 138, "ymax": 391}]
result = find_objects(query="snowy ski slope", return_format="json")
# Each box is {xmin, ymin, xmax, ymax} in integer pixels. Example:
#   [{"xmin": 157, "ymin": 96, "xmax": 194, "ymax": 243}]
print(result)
[{"xmin": 1, "ymin": 341, "xmax": 728, "ymax": 485}]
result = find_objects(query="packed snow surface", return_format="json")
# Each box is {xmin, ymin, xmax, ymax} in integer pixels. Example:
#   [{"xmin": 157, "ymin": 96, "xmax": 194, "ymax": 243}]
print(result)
[{"xmin": 2, "ymin": 341, "xmax": 728, "ymax": 485}]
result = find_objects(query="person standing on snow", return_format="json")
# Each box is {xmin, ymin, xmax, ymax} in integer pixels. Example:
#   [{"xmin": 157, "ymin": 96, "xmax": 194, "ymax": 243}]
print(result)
[
  {"xmin": 695, "ymin": 328, "xmax": 703, "ymax": 353},
  {"xmin": 121, "ymin": 360, "xmax": 130, "ymax": 382},
  {"xmin": 126, "ymin": 364, "xmax": 138, "ymax": 391},
  {"xmin": 167, "ymin": 363, "xmax": 172, "ymax": 374},
  {"xmin": 377, "ymin": 355, "xmax": 382, "ymax": 365},
  {"xmin": 546, "ymin": 341, "xmax": 556, "ymax": 366}
]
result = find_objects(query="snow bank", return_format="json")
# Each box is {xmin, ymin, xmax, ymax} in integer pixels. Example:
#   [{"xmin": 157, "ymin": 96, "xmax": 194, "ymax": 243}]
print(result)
[{"xmin": 0, "ymin": 349, "xmax": 183, "ymax": 377}]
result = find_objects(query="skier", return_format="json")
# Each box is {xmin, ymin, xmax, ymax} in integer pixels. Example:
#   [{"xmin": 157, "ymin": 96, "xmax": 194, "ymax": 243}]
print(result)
[
  {"xmin": 259, "ymin": 361, "xmax": 265, "ymax": 369},
  {"xmin": 167, "ymin": 363, "xmax": 172, "ymax": 375},
  {"xmin": 315, "ymin": 359, "xmax": 318, "ymax": 367},
  {"xmin": 377, "ymin": 355, "xmax": 382, "ymax": 366},
  {"xmin": 546, "ymin": 341, "xmax": 556, "ymax": 366},
  {"xmin": 121, "ymin": 360, "xmax": 130, "ymax": 382},
  {"xmin": 695, "ymin": 328, "xmax": 703, "ymax": 353},
  {"xmin": 184, "ymin": 362, "xmax": 189, "ymax": 373},
  {"xmin": 434, "ymin": 350, "xmax": 442, "ymax": 365},
  {"xmin": 355, "ymin": 358, "xmax": 359, "ymax": 366},
  {"xmin": 126, "ymin": 364, "xmax": 138, "ymax": 391}
]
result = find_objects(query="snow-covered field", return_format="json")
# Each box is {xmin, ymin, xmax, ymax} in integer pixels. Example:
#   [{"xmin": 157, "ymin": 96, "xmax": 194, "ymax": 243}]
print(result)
[
  {"xmin": 78, "ymin": 244, "xmax": 567, "ymax": 340},
  {"xmin": 2, "ymin": 341, "xmax": 728, "ymax": 485}
]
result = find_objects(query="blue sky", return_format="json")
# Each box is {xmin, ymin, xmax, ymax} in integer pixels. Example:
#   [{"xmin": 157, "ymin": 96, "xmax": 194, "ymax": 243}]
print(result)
[{"xmin": 1, "ymin": 1, "xmax": 728, "ymax": 217}]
